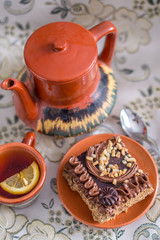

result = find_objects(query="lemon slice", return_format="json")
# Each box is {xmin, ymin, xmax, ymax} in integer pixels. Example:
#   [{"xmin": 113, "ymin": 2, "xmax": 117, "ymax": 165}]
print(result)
[{"xmin": 0, "ymin": 161, "xmax": 40, "ymax": 195}]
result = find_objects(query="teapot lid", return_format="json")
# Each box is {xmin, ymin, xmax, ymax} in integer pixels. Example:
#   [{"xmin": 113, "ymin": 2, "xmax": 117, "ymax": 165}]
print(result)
[{"xmin": 24, "ymin": 22, "xmax": 97, "ymax": 83}]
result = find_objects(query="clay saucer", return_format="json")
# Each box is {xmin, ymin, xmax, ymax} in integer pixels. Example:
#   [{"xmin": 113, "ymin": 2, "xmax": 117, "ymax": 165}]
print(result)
[{"xmin": 57, "ymin": 133, "xmax": 158, "ymax": 228}]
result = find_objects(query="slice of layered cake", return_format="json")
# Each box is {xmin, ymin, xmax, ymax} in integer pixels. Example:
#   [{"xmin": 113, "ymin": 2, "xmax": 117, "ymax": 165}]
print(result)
[{"xmin": 63, "ymin": 136, "xmax": 154, "ymax": 223}]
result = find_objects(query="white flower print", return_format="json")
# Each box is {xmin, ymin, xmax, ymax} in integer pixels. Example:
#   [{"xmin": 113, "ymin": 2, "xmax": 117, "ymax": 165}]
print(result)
[
  {"xmin": 20, "ymin": 220, "xmax": 70, "ymax": 240},
  {"xmin": 0, "ymin": 205, "xmax": 28, "ymax": 239},
  {"xmin": 0, "ymin": 37, "xmax": 23, "ymax": 79},
  {"xmin": 4, "ymin": 0, "xmax": 35, "ymax": 15},
  {"xmin": 69, "ymin": 0, "xmax": 114, "ymax": 28},
  {"xmin": 36, "ymin": 133, "xmax": 75, "ymax": 162},
  {"xmin": 112, "ymin": 8, "xmax": 152, "ymax": 53}
]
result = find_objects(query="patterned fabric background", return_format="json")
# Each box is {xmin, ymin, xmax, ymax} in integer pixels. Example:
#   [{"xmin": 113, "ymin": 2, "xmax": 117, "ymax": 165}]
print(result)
[{"xmin": 0, "ymin": 0, "xmax": 160, "ymax": 239}]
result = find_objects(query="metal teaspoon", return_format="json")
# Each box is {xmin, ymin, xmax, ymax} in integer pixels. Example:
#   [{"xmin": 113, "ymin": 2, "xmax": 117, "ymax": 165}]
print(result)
[{"xmin": 120, "ymin": 108, "xmax": 160, "ymax": 158}]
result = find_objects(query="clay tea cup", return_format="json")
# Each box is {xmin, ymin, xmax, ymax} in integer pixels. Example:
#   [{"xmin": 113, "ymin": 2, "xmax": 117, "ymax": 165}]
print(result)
[{"xmin": 0, "ymin": 132, "xmax": 46, "ymax": 208}]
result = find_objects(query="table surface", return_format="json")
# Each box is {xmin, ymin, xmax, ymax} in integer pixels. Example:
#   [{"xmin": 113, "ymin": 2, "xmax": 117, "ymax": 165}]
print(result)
[{"xmin": 0, "ymin": 0, "xmax": 160, "ymax": 239}]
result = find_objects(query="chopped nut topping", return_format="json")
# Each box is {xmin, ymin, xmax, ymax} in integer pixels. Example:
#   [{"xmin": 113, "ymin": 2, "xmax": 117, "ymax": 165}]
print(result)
[
  {"xmin": 93, "ymin": 161, "xmax": 99, "ymax": 165},
  {"xmin": 127, "ymin": 158, "xmax": 136, "ymax": 163},
  {"xmin": 122, "ymin": 168, "xmax": 127, "ymax": 174},
  {"xmin": 111, "ymin": 149, "xmax": 116, "ymax": 157},
  {"xmin": 117, "ymin": 143, "xmax": 122, "ymax": 150},
  {"xmin": 100, "ymin": 170, "xmax": 106, "ymax": 176},
  {"xmin": 116, "ymin": 136, "xmax": 121, "ymax": 143},
  {"xmin": 100, "ymin": 155, "xmax": 107, "ymax": 161},
  {"xmin": 114, "ymin": 164, "xmax": 118, "ymax": 169},
  {"xmin": 106, "ymin": 152, "xmax": 110, "ymax": 157},
  {"xmin": 121, "ymin": 148, "xmax": 125, "ymax": 156},
  {"xmin": 86, "ymin": 137, "xmax": 138, "ymax": 181},
  {"xmin": 104, "ymin": 160, "xmax": 109, "ymax": 166},
  {"xmin": 116, "ymin": 151, "xmax": 121, "ymax": 158},
  {"xmin": 138, "ymin": 169, "xmax": 143, "ymax": 174},
  {"xmin": 103, "ymin": 149, "xmax": 108, "ymax": 156},
  {"xmin": 135, "ymin": 172, "xmax": 140, "ymax": 176},
  {"xmin": 86, "ymin": 156, "xmax": 93, "ymax": 161},
  {"xmin": 112, "ymin": 168, "xmax": 119, "ymax": 173},
  {"xmin": 107, "ymin": 148, "xmax": 112, "ymax": 154},
  {"xmin": 124, "ymin": 179, "xmax": 129, "ymax": 183},
  {"xmin": 113, "ymin": 179, "xmax": 117, "ymax": 185},
  {"xmin": 108, "ymin": 140, "xmax": 113, "ymax": 147},
  {"xmin": 99, "ymin": 165, "xmax": 105, "ymax": 171},
  {"xmin": 114, "ymin": 172, "xmax": 118, "ymax": 178},
  {"xmin": 127, "ymin": 163, "xmax": 132, "ymax": 168},
  {"xmin": 106, "ymin": 156, "xmax": 110, "ymax": 161},
  {"xmin": 122, "ymin": 160, "xmax": 127, "ymax": 165},
  {"xmin": 109, "ymin": 164, "xmax": 115, "ymax": 169},
  {"xmin": 111, "ymin": 153, "xmax": 115, "ymax": 157},
  {"xmin": 109, "ymin": 172, "xmax": 114, "ymax": 178}
]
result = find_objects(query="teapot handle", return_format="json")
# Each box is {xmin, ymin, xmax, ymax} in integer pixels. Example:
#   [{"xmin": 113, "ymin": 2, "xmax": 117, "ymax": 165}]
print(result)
[{"xmin": 89, "ymin": 21, "xmax": 117, "ymax": 67}]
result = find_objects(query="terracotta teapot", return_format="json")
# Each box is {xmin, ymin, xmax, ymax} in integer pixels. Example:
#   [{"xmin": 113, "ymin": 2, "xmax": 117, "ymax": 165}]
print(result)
[{"xmin": 1, "ymin": 21, "xmax": 117, "ymax": 137}]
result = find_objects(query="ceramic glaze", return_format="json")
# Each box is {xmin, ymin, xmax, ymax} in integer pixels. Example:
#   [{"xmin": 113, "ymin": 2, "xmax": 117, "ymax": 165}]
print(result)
[
  {"xmin": 24, "ymin": 22, "xmax": 97, "ymax": 82},
  {"xmin": 1, "ymin": 21, "xmax": 117, "ymax": 137}
]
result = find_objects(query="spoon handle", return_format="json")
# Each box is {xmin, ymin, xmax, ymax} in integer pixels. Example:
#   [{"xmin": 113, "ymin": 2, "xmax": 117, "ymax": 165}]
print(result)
[{"xmin": 142, "ymin": 136, "xmax": 160, "ymax": 158}]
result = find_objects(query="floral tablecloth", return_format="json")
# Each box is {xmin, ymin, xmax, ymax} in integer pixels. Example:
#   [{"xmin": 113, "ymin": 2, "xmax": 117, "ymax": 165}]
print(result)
[{"xmin": 0, "ymin": 0, "xmax": 160, "ymax": 239}]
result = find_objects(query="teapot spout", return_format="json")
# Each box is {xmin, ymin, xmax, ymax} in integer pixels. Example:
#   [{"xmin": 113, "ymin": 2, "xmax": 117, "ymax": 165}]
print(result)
[{"xmin": 1, "ymin": 78, "xmax": 38, "ymax": 121}]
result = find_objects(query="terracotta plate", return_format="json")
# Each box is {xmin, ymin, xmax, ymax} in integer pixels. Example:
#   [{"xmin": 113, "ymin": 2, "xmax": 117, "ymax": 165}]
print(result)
[{"xmin": 57, "ymin": 133, "xmax": 158, "ymax": 228}]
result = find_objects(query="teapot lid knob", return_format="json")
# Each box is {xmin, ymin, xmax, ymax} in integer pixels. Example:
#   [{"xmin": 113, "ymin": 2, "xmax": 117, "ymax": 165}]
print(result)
[
  {"xmin": 52, "ymin": 39, "xmax": 67, "ymax": 52},
  {"xmin": 24, "ymin": 22, "xmax": 97, "ymax": 83}
]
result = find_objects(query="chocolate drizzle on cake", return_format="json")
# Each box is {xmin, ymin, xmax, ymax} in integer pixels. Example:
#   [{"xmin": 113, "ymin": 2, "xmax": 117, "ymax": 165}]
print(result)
[
  {"xmin": 69, "ymin": 156, "xmax": 99, "ymax": 196},
  {"xmin": 117, "ymin": 174, "xmax": 151, "ymax": 199},
  {"xmin": 99, "ymin": 187, "xmax": 119, "ymax": 206}
]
